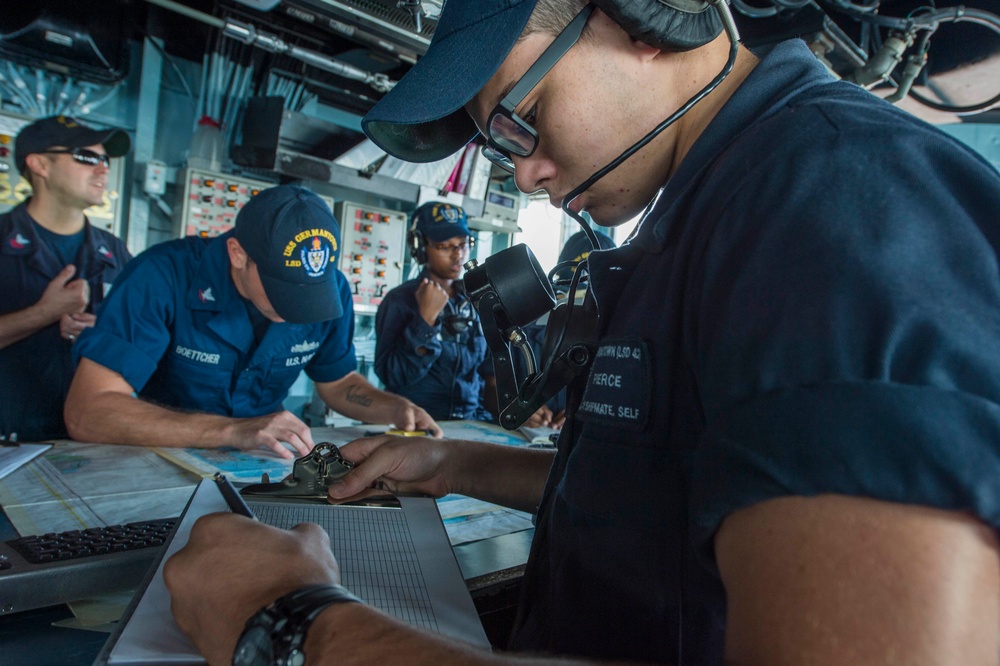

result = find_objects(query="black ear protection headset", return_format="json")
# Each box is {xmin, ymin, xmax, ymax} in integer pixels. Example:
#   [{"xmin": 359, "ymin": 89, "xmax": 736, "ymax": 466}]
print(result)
[
  {"xmin": 407, "ymin": 206, "xmax": 476, "ymax": 265},
  {"xmin": 465, "ymin": 0, "xmax": 740, "ymax": 430},
  {"xmin": 407, "ymin": 218, "xmax": 429, "ymax": 265},
  {"xmin": 591, "ymin": 0, "xmax": 724, "ymax": 51}
]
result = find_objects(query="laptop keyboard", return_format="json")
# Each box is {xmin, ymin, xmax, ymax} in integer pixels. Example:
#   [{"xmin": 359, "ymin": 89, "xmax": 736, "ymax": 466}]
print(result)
[
  {"xmin": 5, "ymin": 518, "xmax": 175, "ymax": 563},
  {"xmin": 0, "ymin": 517, "xmax": 177, "ymax": 615}
]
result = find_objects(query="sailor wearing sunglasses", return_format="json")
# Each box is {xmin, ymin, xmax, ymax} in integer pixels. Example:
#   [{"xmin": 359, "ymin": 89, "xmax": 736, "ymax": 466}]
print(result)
[{"xmin": 0, "ymin": 115, "xmax": 131, "ymax": 442}]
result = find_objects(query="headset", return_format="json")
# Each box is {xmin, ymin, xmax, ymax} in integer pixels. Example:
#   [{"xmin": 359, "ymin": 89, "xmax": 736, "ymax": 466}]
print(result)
[
  {"xmin": 591, "ymin": 0, "xmax": 724, "ymax": 52},
  {"xmin": 407, "ymin": 220, "xmax": 429, "ymax": 265},
  {"xmin": 407, "ymin": 227, "xmax": 477, "ymax": 265},
  {"xmin": 465, "ymin": 0, "xmax": 741, "ymax": 430}
]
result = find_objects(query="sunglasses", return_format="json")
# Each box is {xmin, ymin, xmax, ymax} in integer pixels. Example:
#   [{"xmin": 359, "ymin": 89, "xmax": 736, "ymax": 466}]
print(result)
[
  {"xmin": 42, "ymin": 148, "xmax": 112, "ymax": 168},
  {"xmin": 480, "ymin": 4, "xmax": 594, "ymax": 174}
]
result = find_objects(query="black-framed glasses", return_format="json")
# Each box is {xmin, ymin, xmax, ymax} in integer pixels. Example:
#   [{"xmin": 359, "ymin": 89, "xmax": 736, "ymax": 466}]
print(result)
[
  {"xmin": 480, "ymin": 4, "xmax": 594, "ymax": 174},
  {"xmin": 42, "ymin": 148, "xmax": 111, "ymax": 168}
]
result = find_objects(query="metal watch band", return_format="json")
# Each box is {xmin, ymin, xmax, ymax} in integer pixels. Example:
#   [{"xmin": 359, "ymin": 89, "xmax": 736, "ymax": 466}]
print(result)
[{"xmin": 238, "ymin": 583, "xmax": 363, "ymax": 666}]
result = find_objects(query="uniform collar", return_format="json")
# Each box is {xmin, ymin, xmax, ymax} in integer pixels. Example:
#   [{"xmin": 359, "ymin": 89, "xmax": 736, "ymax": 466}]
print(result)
[
  {"xmin": 631, "ymin": 39, "xmax": 837, "ymax": 254},
  {"xmin": 186, "ymin": 230, "xmax": 276, "ymax": 353},
  {"xmin": 1, "ymin": 203, "xmax": 43, "ymax": 257},
  {"xmin": 1, "ymin": 200, "xmax": 120, "ymax": 276},
  {"xmin": 186, "ymin": 231, "xmax": 239, "ymax": 313}
]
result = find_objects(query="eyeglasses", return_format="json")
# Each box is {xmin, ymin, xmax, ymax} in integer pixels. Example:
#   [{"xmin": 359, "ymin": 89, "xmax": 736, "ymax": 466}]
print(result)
[
  {"xmin": 480, "ymin": 4, "xmax": 594, "ymax": 174},
  {"xmin": 431, "ymin": 240, "xmax": 473, "ymax": 254},
  {"xmin": 41, "ymin": 148, "xmax": 111, "ymax": 168}
]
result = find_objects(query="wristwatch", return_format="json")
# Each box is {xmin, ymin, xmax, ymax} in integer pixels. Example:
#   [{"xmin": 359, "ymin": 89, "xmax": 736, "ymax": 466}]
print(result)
[{"xmin": 232, "ymin": 584, "xmax": 362, "ymax": 666}]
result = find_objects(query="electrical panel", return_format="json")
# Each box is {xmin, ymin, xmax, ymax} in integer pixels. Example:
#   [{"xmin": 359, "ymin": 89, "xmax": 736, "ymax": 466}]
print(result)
[
  {"xmin": 0, "ymin": 111, "xmax": 126, "ymax": 236},
  {"xmin": 174, "ymin": 167, "xmax": 273, "ymax": 238},
  {"xmin": 335, "ymin": 201, "xmax": 408, "ymax": 315},
  {"xmin": 175, "ymin": 167, "xmax": 335, "ymax": 238}
]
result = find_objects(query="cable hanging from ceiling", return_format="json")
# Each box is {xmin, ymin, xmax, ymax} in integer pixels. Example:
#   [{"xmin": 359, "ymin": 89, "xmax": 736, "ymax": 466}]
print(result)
[
  {"xmin": 731, "ymin": 0, "xmax": 1000, "ymax": 113},
  {"xmin": 0, "ymin": 62, "xmax": 122, "ymax": 118}
]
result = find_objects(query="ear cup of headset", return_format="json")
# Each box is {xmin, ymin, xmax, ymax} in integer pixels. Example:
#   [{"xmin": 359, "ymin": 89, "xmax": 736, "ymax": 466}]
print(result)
[
  {"xmin": 591, "ymin": 0, "xmax": 723, "ymax": 51},
  {"xmin": 407, "ymin": 227, "xmax": 427, "ymax": 264}
]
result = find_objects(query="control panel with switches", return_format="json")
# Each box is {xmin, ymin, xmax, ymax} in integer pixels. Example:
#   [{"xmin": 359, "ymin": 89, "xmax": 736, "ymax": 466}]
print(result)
[
  {"xmin": 174, "ymin": 167, "xmax": 334, "ymax": 239},
  {"xmin": 334, "ymin": 201, "xmax": 408, "ymax": 314},
  {"xmin": 174, "ymin": 167, "xmax": 273, "ymax": 238}
]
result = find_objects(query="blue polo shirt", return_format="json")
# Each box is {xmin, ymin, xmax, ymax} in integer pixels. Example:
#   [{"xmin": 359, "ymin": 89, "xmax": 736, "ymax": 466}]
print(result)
[
  {"xmin": 509, "ymin": 39, "xmax": 1000, "ymax": 663},
  {"xmin": 0, "ymin": 202, "xmax": 130, "ymax": 441},
  {"xmin": 73, "ymin": 231, "xmax": 357, "ymax": 417}
]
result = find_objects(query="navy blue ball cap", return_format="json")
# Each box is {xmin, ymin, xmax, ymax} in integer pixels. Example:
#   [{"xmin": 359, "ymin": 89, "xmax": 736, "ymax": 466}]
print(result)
[
  {"xmin": 362, "ymin": 0, "xmax": 537, "ymax": 163},
  {"xmin": 558, "ymin": 229, "xmax": 616, "ymax": 265},
  {"xmin": 553, "ymin": 229, "xmax": 615, "ymax": 294},
  {"xmin": 234, "ymin": 186, "xmax": 344, "ymax": 324},
  {"xmin": 15, "ymin": 115, "xmax": 130, "ymax": 174},
  {"xmin": 412, "ymin": 202, "xmax": 471, "ymax": 242}
]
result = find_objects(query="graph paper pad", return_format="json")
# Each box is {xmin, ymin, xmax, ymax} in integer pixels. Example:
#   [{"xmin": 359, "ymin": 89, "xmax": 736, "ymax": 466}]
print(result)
[
  {"xmin": 251, "ymin": 501, "xmax": 443, "ymax": 631},
  {"xmin": 99, "ymin": 479, "xmax": 489, "ymax": 665}
]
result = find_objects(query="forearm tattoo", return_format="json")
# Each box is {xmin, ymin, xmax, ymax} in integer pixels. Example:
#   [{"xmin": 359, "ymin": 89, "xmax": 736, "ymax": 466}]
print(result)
[{"xmin": 345, "ymin": 384, "xmax": 374, "ymax": 407}]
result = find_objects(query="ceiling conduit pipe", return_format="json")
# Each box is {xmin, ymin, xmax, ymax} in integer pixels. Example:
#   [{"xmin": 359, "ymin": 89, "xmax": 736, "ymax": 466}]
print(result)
[{"xmin": 143, "ymin": 0, "xmax": 397, "ymax": 93}]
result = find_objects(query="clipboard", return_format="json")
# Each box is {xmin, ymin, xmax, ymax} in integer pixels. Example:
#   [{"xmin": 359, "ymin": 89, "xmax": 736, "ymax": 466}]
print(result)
[{"xmin": 94, "ymin": 479, "xmax": 490, "ymax": 665}]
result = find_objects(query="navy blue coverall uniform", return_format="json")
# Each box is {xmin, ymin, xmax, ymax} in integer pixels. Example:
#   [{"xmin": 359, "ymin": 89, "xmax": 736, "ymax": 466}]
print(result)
[
  {"xmin": 0, "ymin": 202, "xmax": 130, "ymax": 440},
  {"xmin": 508, "ymin": 40, "xmax": 1000, "ymax": 664},
  {"xmin": 375, "ymin": 270, "xmax": 493, "ymax": 421}
]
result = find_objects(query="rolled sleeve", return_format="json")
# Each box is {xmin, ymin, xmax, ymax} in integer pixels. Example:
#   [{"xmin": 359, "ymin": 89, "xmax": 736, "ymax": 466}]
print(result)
[
  {"xmin": 73, "ymin": 329, "xmax": 163, "ymax": 391},
  {"xmin": 72, "ymin": 257, "xmax": 174, "ymax": 392},
  {"xmin": 691, "ymin": 382, "xmax": 1000, "ymax": 550},
  {"xmin": 685, "ymin": 135, "xmax": 1000, "ymax": 553}
]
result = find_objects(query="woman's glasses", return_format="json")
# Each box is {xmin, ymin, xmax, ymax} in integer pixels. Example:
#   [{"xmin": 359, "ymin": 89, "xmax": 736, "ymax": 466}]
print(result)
[
  {"xmin": 42, "ymin": 148, "xmax": 111, "ymax": 168},
  {"xmin": 431, "ymin": 240, "xmax": 474, "ymax": 255}
]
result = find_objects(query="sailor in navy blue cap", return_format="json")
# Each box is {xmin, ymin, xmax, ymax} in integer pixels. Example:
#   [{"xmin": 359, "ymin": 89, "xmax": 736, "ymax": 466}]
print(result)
[
  {"xmin": 165, "ymin": 0, "xmax": 1000, "ymax": 664},
  {"xmin": 374, "ymin": 201, "xmax": 497, "ymax": 422},
  {"xmin": 0, "ymin": 115, "xmax": 132, "ymax": 442},
  {"xmin": 65, "ymin": 185, "xmax": 441, "ymax": 457}
]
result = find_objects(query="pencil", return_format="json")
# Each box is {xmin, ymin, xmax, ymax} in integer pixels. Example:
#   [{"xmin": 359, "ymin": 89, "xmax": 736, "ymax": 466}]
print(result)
[{"xmin": 213, "ymin": 472, "xmax": 257, "ymax": 519}]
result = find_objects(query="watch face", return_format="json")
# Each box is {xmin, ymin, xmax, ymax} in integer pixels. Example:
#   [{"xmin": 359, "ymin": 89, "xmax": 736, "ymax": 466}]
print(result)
[{"xmin": 233, "ymin": 624, "xmax": 275, "ymax": 666}]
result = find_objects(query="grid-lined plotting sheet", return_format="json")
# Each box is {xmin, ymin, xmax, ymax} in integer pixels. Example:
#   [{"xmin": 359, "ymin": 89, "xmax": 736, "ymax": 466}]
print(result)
[
  {"xmin": 100, "ymin": 480, "xmax": 488, "ymax": 665},
  {"xmin": 251, "ymin": 502, "xmax": 438, "ymax": 630}
]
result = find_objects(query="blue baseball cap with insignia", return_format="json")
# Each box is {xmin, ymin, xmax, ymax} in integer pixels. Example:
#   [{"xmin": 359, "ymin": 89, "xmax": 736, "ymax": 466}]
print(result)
[
  {"xmin": 552, "ymin": 229, "xmax": 616, "ymax": 294},
  {"xmin": 558, "ymin": 229, "xmax": 616, "ymax": 265},
  {"xmin": 362, "ymin": 0, "xmax": 538, "ymax": 163},
  {"xmin": 412, "ymin": 202, "xmax": 471, "ymax": 242},
  {"xmin": 234, "ymin": 186, "xmax": 343, "ymax": 324}
]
